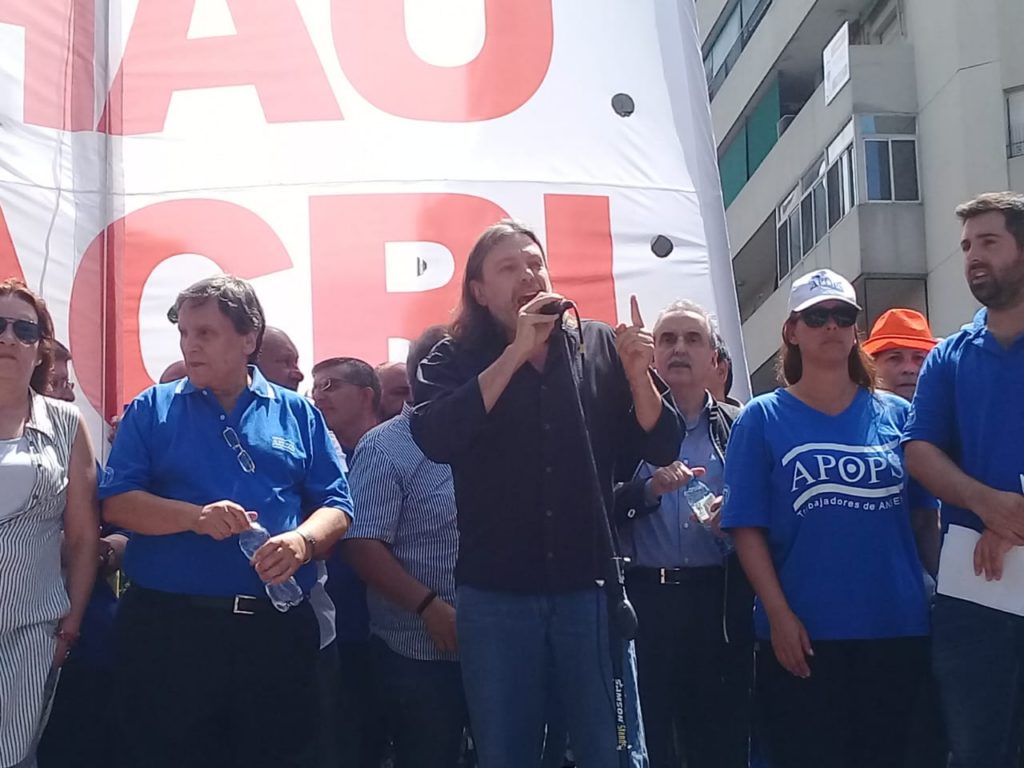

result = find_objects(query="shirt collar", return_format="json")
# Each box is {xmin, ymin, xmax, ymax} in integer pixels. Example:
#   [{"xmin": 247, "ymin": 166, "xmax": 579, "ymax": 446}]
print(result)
[
  {"xmin": 174, "ymin": 365, "xmax": 278, "ymax": 400},
  {"xmin": 25, "ymin": 391, "xmax": 56, "ymax": 439},
  {"xmin": 681, "ymin": 390, "xmax": 713, "ymax": 432}
]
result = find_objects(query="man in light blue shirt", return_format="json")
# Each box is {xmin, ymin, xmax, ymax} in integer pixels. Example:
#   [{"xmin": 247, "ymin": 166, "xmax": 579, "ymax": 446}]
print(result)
[
  {"xmin": 101, "ymin": 275, "xmax": 352, "ymax": 768},
  {"xmin": 615, "ymin": 300, "xmax": 753, "ymax": 768},
  {"xmin": 343, "ymin": 325, "xmax": 466, "ymax": 767}
]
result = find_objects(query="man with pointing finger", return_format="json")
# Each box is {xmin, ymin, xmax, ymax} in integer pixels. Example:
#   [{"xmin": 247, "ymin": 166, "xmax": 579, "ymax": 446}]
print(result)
[
  {"xmin": 410, "ymin": 220, "xmax": 682, "ymax": 768},
  {"xmin": 615, "ymin": 300, "xmax": 753, "ymax": 768},
  {"xmin": 101, "ymin": 275, "xmax": 352, "ymax": 768}
]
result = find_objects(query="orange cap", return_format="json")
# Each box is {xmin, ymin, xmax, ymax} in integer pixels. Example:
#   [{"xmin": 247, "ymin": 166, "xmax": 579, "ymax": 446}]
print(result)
[{"xmin": 862, "ymin": 308, "xmax": 938, "ymax": 356}]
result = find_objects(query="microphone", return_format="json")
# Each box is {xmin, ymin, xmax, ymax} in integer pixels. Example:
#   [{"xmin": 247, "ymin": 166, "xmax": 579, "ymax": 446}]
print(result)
[{"xmin": 537, "ymin": 299, "xmax": 575, "ymax": 316}]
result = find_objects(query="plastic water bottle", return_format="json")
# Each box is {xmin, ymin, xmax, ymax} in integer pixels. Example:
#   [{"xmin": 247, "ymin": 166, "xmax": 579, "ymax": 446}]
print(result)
[
  {"xmin": 237, "ymin": 522, "xmax": 305, "ymax": 612},
  {"xmin": 683, "ymin": 478, "xmax": 717, "ymax": 524}
]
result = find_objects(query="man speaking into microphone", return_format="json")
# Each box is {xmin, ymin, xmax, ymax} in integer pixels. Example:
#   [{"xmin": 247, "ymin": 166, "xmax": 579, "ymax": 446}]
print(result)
[{"xmin": 410, "ymin": 220, "xmax": 681, "ymax": 768}]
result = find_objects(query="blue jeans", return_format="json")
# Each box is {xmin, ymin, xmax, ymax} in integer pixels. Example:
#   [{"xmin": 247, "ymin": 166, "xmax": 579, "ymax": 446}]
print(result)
[
  {"xmin": 932, "ymin": 595, "xmax": 1024, "ymax": 768},
  {"xmin": 457, "ymin": 586, "xmax": 647, "ymax": 768}
]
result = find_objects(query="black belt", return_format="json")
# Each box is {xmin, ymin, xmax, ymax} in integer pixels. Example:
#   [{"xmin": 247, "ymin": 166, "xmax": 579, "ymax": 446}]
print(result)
[
  {"xmin": 132, "ymin": 586, "xmax": 280, "ymax": 616},
  {"xmin": 626, "ymin": 566, "xmax": 724, "ymax": 587}
]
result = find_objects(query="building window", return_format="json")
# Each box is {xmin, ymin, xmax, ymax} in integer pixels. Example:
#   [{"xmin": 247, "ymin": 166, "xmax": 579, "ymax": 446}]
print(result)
[
  {"xmin": 1008, "ymin": 89, "xmax": 1024, "ymax": 158},
  {"xmin": 826, "ymin": 148, "xmax": 855, "ymax": 227},
  {"xmin": 775, "ymin": 130, "xmax": 855, "ymax": 283},
  {"xmin": 705, "ymin": 0, "xmax": 772, "ymax": 96},
  {"xmin": 865, "ymin": 138, "xmax": 919, "ymax": 202}
]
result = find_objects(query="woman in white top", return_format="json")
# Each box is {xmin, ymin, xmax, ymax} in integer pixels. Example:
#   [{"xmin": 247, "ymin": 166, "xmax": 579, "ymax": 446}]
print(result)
[{"xmin": 0, "ymin": 278, "xmax": 98, "ymax": 768}]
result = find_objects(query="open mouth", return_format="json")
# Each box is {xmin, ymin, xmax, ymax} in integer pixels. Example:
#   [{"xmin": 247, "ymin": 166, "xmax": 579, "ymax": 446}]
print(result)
[{"xmin": 516, "ymin": 291, "xmax": 541, "ymax": 309}]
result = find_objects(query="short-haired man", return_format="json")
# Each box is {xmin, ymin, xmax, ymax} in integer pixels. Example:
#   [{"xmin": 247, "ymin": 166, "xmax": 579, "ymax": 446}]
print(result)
[
  {"xmin": 904, "ymin": 192, "xmax": 1024, "ymax": 768},
  {"xmin": 411, "ymin": 220, "xmax": 681, "ymax": 767},
  {"xmin": 865, "ymin": 308, "xmax": 942, "ymax": 575},
  {"xmin": 100, "ymin": 275, "xmax": 352, "ymax": 768},
  {"xmin": 343, "ymin": 325, "xmax": 466, "ymax": 766},
  {"xmin": 313, "ymin": 357, "xmax": 381, "ymax": 457},
  {"xmin": 311, "ymin": 356, "xmax": 387, "ymax": 767},
  {"xmin": 46, "ymin": 340, "xmax": 75, "ymax": 401},
  {"xmin": 708, "ymin": 332, "xmax": 735, "ymax": 405},
  {"xmin": 863, "ymin": 309, "xmax": 938, "ymax": 401},
  {"xmin": 258, "ymin": 326, "xmax": 304, "ymax": 392},
  {"xmin": 376, "ymin": 360, "xmax": 412, "ymax": 421},
  {"xmin": 615, "ymin": 300, "xmax": 753, "ymax": 768}
]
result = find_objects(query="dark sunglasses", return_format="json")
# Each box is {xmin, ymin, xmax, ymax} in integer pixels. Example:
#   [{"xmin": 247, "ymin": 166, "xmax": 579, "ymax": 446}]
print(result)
[
  {"xmin": 799, "ymin": 306, "xmax": 859, "ymax": 328},
  {"xmin": 0, "ymin": 317, "xmax": 41, "ymax": 344}
]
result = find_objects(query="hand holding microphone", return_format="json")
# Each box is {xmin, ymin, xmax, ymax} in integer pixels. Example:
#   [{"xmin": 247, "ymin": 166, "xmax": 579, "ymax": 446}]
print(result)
[{"xmin": 511, "ymin": 292, "xmax": 574, "ymax": 363}]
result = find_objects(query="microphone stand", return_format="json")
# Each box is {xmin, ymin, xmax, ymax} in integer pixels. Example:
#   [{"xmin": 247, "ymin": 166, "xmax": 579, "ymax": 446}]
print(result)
[{"xmin": 554, "ymin": 311, "xmax": 637, "ymax": 768}]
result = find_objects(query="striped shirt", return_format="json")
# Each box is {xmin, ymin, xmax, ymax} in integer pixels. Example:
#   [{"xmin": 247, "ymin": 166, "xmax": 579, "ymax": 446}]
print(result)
[
  {"xmin": 347, "ymin": 406, "xmax": 458, "ymax": 662},
  {"xmin": 0, "ymin": 393, "xmax": 80, "ymax": 765}
]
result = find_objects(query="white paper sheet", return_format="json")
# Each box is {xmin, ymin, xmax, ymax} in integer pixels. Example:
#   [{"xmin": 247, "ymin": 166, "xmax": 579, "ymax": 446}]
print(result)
[{"xmin": 936, "ymin": 525, "xmax": 1024, "ymax": 616}]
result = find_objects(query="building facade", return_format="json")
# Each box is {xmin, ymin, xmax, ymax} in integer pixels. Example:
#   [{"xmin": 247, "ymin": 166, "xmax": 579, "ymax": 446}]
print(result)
[{"xmin": 697, "ymin": 0, "xmax": 1024, "ymax": 393}]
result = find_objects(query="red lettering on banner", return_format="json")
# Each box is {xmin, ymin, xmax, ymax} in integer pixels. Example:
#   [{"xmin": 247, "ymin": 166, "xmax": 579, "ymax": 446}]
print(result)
[
  {"xmin": 69, "ymin": 200, "xmax": 293, "ymax": 417},
  {"xmin": 0, "ymin": 205, "xmax": 25, "ymax": 282},
  {"xmin": 309, "ymin": 193, "xmax": 508, "ymax": 364},
  {"xmin": 309, "ymin": 192, "xmax": 617, "ymax": 364},
  {"xmin": 544, "ymin": 194, "xmax": 617, "ymax": 325},
  {"xmin": 0, "ymin": 0, "xmax": 96, "ymax": 131},
  {"xmin": 332, "ymin": 0, "xmax": 553, "ymax": 121},
  {"xmin": 101, "ymin": 0, "xmax": 341, "ymax": 135}
]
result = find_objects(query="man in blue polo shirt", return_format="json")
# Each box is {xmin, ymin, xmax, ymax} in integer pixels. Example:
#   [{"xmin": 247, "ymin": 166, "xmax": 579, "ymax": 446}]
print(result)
[
  {"xmin": 904, "ymin": 191, "xmax": 1024, "ymax": 768},
  {"xmin": 101, "ymin": 275, "xmax": 352, "ymax": 768}
]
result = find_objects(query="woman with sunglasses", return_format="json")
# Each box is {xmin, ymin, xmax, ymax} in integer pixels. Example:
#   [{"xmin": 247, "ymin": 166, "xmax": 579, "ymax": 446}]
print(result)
[
  {"xmin": 0, "ymin": 279, "xmax": 99, "ymax": 767},
  {"xmin": 720, "ymin": 269, "xmax": 932, "ymax": 768}
]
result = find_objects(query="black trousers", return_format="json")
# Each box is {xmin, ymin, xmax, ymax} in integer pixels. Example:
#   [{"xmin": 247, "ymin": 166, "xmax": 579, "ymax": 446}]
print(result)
[
  {"xmin": 37, "ymin": 656, "xmax": 113, "ymax": 768},
  {"xmin": 371, "ymin": 636, "xmax": 468, "ymax": 768},
  {"xmin": 757, "ymin": 636, "xmax": 929, "ymax": 768},
  {"xmin": 335, "ymin": 638, "xmax": 389, "ymax": 768},
  {"xmin": 627, "ymin": 561, "xmax": 754, "ymax": 768},
  {"xmin": 113, "ymin": 587, "xmax": 320, "ymax": 768}
]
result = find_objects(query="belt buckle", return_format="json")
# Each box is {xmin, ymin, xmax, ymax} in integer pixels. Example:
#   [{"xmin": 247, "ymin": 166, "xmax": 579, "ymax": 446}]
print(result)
[
  {"xmin": 659, "ymin": 568, "xmax": 667, "ymax": 585},
  {"xmin": 232, "ymin": 595, "xmax": 258, "ymax": 615}
]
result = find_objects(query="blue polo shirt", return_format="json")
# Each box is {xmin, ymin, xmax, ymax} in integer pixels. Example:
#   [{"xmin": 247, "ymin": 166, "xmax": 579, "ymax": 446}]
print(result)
[
  {"xmin": 99, "ymin": 367, "xmax": 352, "ymax": 598},
  {"xmin": 904, "ymin": 308, "xmax": 1024, "ymax": 535},
  {"xmin": 721, "ymin": 388, "xmax": 930, "ymax": 641}
]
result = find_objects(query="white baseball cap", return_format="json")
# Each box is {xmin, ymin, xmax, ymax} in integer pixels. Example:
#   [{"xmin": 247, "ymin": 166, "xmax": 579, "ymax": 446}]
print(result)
[{"xmin": 787, "ymin": 269, "xmax": 861, "ymax": 314}]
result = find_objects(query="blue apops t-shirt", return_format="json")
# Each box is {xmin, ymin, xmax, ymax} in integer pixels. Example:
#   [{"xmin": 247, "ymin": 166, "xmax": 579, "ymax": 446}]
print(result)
[{"xmin": 721, "ymin": 388, "xmax": 930, "ymax": 641}]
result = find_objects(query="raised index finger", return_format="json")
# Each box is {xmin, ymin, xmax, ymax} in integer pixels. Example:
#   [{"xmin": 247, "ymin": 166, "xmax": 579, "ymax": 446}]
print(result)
[{"xmin": 630, "ymin": 295, "xmax": 644, "ymax": 328}]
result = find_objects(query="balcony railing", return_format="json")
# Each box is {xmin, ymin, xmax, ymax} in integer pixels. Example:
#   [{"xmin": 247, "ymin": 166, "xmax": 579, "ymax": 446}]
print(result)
[{"xmin": 706, "ymin": 0, "xmax": 773, "ymax": 100}]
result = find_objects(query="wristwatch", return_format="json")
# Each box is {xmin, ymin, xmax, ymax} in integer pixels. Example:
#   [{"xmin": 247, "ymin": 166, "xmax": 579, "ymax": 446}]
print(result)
[{"xmin": 298, "ymin": 530, "xmax": 317, "ymax": 564}]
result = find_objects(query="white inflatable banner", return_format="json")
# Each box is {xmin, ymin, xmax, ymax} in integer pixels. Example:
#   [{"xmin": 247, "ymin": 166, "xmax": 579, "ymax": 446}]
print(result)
[{"xmin": 0, "ymin": 0, "xmax": 745, "ymax": 447}]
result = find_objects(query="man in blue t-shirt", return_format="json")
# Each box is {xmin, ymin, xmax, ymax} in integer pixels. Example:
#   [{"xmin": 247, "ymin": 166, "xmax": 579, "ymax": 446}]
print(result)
[
  {"xmin": 904, "ymin": 191, "xmax": 1024, "ymax": 768},
  {"xmin": 100, "ymin": 276, "xmax": 352, "ymax": 768}
]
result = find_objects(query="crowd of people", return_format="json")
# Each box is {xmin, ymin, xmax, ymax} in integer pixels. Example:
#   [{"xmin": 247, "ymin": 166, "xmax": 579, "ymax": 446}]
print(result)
[{"xmin": 0, "ymin": 190, "xmax": 1022, "ymax": 768}]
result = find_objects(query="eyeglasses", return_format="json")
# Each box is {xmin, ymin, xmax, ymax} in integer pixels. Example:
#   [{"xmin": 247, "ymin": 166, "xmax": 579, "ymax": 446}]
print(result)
[
  {"xmin": 311, "ymin": 377, "xmax": 355, "ymax": 396},
  {"xmin": 0, "ymin": 317, "xmax": 41, "ymax": 344},
  {"xmin": 223, "ymin": 427, "xmax": 255, "ymax": 473},
  {"xmin": 799, "ymin": 306, "xmax": 859, "ymax": 329}
]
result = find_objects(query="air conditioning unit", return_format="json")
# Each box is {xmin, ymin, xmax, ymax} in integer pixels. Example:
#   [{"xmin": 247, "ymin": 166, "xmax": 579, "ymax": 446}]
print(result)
[{"xmin": 777, "ymin": 114, "xmax": 797, "ymax": 137}]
